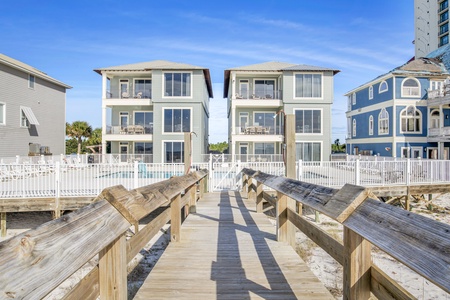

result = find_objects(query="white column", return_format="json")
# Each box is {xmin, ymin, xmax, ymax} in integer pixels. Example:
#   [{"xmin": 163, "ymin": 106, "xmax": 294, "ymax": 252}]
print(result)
[
  {"xmin": 102, "ymin": 105, "xmax": 107, "ymax": 155},
  {"xmin": 102, "ymin": 72, "xmax": 107, "ymax": 99},
  {"xmin": 231, "ymin": 72, "xmax": 236, "ymax": 99},
  {"xmin": 439, "ymin": 104, "xmax": 444, "ymax": 135}
]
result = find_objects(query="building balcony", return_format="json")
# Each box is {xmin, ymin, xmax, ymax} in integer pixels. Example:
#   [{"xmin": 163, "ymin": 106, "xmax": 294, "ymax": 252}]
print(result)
[
  {"xmin": 427, "ymin": 85, "xmax": 450, "ymax": 106},
  {"xmin": 104, "ymin": 125, "xmax": 153, "ymax": 141},
  {"xmin": 103, "ymin": 89, "xmax": 152, "ymax": 106},
  {"xmin": 427, "ymin": 126, "xmax": 450, "ymax": 141},
  {"xmin": 231, "ymin": 126, "xmax": 283, "ymax": 142}
]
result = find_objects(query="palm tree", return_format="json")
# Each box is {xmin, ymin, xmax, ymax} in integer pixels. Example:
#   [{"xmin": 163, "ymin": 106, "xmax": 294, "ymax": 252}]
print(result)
[
  {"xmin": 66, "ymin": 121, "xmax": 93, "ymax": 154},
  {"xmin": 87, "ymin": 128, "xmax": 102, "ymax": 146}
]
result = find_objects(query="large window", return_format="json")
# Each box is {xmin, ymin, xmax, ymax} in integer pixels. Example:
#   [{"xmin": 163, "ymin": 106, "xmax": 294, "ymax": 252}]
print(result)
[
  {"xmin": 135, "ymin": 142, "xmax": 153, "ymax": 154},
  {"xmin": 401, "ymin": 106, "xmax": 421, "ymax": 133},
  {"xmin": 164, "ymin": 141, "xmax": 184, "ymax": 163},
  {"xmin": 296, "ymin": 142, "xmax": 321, "ymax": 161},
  {"xmin": 440, "ymin": 34, "xmax": 449, "ymax": 47},
  {"xmin": 254, "ymin": 80, "xmax": 275, "ymax": 98},
  {"xmin": 164, "ymin": 73, "xmax": 191, "ymax": 97},
  {"xmin": 379, "ymin": 108, "xmax": 389, "ymax": 135},
  {"xmin": 254, "ymin": 143, "xmax": 275, "ymax": 155},
  {"xmin": 402, "ymin": 78, "xmax": 420, "ymax": 97},
  {"xmin": 254, "ymin": 112, "xmax": 275, "ymax": 132},
  {"xmin": 29, "ymin": 74, "xmax": 35, "ymax": 89},
  {"xmin": 134, "ymin": 79, "xmax": 151, "ymax": 98},
  {"xmin": 295, "ymin": 110, "xmax": 321, "ymax": 133},
  {"xmin": 369, "ymin": 115, "xmax": 373, "ymax": 135},
  {"xmin": 295, "ymin": 74, "xmax": 322, "ymax": 98},
  {"xmin": 352, "ymin": 119, "xmax": 356, "ymax": 137},
  {"xmin": 0, "ymin": 103, "xmax": 4, "ymax": 125},
  {"xmin": 134, "ymin": 112, "xmax": 153, "ymax": 134},
  {"xmin": 164, "ymin": 109, "xmax": 191, "ymax": 133}
]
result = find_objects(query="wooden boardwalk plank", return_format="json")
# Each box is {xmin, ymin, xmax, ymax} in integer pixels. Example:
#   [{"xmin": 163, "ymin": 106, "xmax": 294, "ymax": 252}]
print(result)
[{"xmin": 134, "ymin": 191, "xmax": 333, "ymax": 300}]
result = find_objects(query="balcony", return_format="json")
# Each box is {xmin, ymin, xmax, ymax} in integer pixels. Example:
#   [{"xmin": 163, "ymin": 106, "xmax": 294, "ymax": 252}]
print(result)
[
  {"xmin": 105, "ymin": 124, "xmax": 154, "ymax": 142},
  {"xmin": 428, "ymin": 126, "xmax": 450, "ymax": 141},
  {"xmin": 427, "ymin": 85, "xmax": 450, "ymax": 106}
]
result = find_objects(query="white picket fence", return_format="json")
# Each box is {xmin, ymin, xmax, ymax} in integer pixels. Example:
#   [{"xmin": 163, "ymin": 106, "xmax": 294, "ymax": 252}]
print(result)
[{"xmin": 1, "ymin": 159, "xmax": 450, "ymax": 198}]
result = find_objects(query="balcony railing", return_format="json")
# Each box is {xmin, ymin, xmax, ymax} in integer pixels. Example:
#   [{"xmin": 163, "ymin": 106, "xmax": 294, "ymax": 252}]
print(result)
[
  {"xmin": 428, "ymin": 84, "xmax": 450, "ymax": 100},
  {"xmin": 428, "ymin": 126, "xmax": 450, "ymax": 137},
  {"xmin": 106, "ymin": 89, "xmax": 152, "ymax": 99},
  {"xmin": 106, "ymin": 125, "xmax": 154, "ymax": 135},
  {"xmin": 233, "ymin": 90, "xmax": 282, "ymax": 100},
  {"xmin": 234, "ymin": 125, "xmax": 283, "ymax": 135}
]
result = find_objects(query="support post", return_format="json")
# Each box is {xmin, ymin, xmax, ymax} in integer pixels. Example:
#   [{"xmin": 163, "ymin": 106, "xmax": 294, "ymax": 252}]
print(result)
[
  {"xmin": 247, "ymin": 177, "xmax": 255, "ymax": 200},
  {"xmin": 170, "ymin": 193, "xmax": 181, "ymax": 242},
  {"xmin": 276, "ymin": 191, "xmax": 288, "ymax": 242},
  {"xmin": 99, "ymin": 234, "xmax": 127, "ymax": 300},
  {"xmin": 256, "ymin": 181, "xmax": 263, "ymax": 213},
  {"xmin": 199, "ymin": 178, "xmax": 204, "ymax": 199},
  {"xmin": 54, "ymin": 162, "xmax": 61, "ymax": 219},
  {"xmin": 188, "ymin": 184, "xmax": 196, "ymax": 213},
  {"xmin": 1, "ymin": 212, "xmax": 6, "ymax": 237},
  {"xmin": 343, "ymin": 227, "xmax": 371, "ymax": 300},
  {"xmin": 285, "ymin": 114, "xmax": 298, "ymax": 239},
  {"xmin": 184, "ymin": 133, "xmax": 191, "ymax": 174},
  {"xmin": 247, "ymin": 177, "xmax": 252, "ymax": 196},
  {"xmin": 355, "ymin": 159, "xmax": 361, "ymax": 185}
]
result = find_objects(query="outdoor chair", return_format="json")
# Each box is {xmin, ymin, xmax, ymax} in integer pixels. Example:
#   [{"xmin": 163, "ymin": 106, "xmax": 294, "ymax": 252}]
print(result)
[{"xmin": 134, "ymin": 125, "xmax": 144, "ymax": 134}]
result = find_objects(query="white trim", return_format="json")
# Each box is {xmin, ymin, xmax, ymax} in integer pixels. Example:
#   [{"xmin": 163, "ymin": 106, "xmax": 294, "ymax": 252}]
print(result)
[
  {"xmin": 293, "ymin": 108, "xmax": 323, "ymax": 135},
  {"xmin": 369, "ymin": 86, "xmax": 373, "ymax": 100},
  {"xmin": 378, "ymin": 108, "xmax": 389, "ymax": 135},
  {"xmin": 119, "ymin": 111, "xmax": 129, "ymax": 128},
  {"xmin": 352, "ymin": 119, "xmax": 356, "ymax": 137},
  {"xmin": 119, "ymin": 79, "xmax": 129, "ymax": 98},
  {"xmin": 344, "ymin": 74, "xmax": 392, "ymax": 96},
  {"xmin": 379, "ymin": 80, "xmax": 388, "ymax": 93},
  {"xmin": 0, "ymin": 102, "xmax": 5, "ymax": 125},
  {"xmin": 293, "ymin": 72, "xmax": 324, "ymax": 100},
  {"xmin": 346, "ymin": 99, "xmax": 395, "ymax": 117},
  {"xmin": 369, "ymin": 115, "xmax": 374, "ymax": 136},
  {"xmin": 20, "ymin": 106, "xmax": 39, "ymax": 126},
  {"xmin": 252, "ymin": 78, "xmax": 277, "ymax": 99},
  {"xmin": 162, "ymin": 107, "xmax": 193, "ymax": 135},
  {"xmin": 350, "ymin": 136, "xmax": 427, "ymax": 144},
  {"xmin": 162, "ymin": 71, "xmax": 193, "ymax": 99},
  {"xmin": 400, "ymin": 77, "xmax": 421, "ymax": 98},
  {"xmin": 295, "ymin": 140, "xmax": 323, "ymax": 162},
  {"xmin": 352, "ymin": 92, "xmax": 356, "ymax": 105}
]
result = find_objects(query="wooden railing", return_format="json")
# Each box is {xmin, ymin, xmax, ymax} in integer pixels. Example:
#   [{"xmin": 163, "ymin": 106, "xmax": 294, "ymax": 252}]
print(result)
[
  {"xmin": 241, "ymin": 168, "xmax": 450, "ymax": 300},
  {"xmin": 0, "ymin": 170, "xmax": 208, "ymax": 300}
]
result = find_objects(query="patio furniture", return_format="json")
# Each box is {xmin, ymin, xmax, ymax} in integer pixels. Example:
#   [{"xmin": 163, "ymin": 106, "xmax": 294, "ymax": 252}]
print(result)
[
  {"xmin": 264, "ymin": 127, "xmax": 271, "ymax": 134},
  {"xmin": 134, "ymin": 125, "xmax": 144, "ymax": 134}
]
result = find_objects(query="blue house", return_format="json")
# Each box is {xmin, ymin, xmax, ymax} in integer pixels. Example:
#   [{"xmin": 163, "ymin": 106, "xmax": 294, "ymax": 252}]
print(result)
[{"xmin": 345, "ymin": 52, "xmax": 450, "ymax": 159}]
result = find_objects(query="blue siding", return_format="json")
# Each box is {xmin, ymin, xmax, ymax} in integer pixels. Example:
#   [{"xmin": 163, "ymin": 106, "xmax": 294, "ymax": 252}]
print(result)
[
  {"xmin": 347, "ymin": 142, "xmax": 392, "ymax": 156},
  {"xmin": 444, "ymin": 109, "xmax": 450, "ymax": 127},
  {"xmin": 352, "ymin": 106, "xmax": 393, "ymax": 139},
  {"xmin": 350, "ymin": 77, "xmax": 393, "ymax": 110}
]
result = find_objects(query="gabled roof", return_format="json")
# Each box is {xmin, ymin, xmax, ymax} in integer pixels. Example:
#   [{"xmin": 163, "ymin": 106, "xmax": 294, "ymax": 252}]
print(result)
[
  {"xmin": 344, "ymin": 57, "xmax": 449, "ymax": 95},
  {"xmin": 94, "ymin": 60, "xmax": 213, "ymax": 98},
  {"xmin": 0, "ymin": 53, "xmax": 72, "ymax": 89},
  {"xmin": 224, "ymin": 61, "xmax": 339, "ymax": 98}
]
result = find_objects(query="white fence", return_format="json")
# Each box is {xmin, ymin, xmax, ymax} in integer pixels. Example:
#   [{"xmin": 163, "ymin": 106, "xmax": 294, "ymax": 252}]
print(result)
[{"xmin": 1, "ymin": 159, "xmax": 450, "ymax": 198}]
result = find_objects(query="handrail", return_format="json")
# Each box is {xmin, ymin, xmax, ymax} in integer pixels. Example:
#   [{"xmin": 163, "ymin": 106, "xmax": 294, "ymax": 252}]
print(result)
[
  {"xmin": 241, "ymin": 168, "xmax": 450, "ymax": 299},
  {"xmin": 0, "ymin": 170, "xmax": 208, "ymax": 300}
]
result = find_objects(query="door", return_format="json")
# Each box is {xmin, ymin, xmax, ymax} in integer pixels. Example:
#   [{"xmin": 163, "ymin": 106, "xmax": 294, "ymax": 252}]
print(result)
[
  {"xmin": 120, "ymin": 112, "xmax": 129, "ymax": 133},
  {"xmin": 239, "ymin": 144, "xmax": 248, "ymax": 162},
  {"xmin": 120, "ymin": 143, "xmax": 128, "ymax": 162},
  {"xmin": 428, "ymin": 148, "xmax": 438, "ymax": 159},
  {"xmin": 239, "ymin": 80, "xmax": 249, "ymax": 99},
  {"xmin": 411, "ymin": 147, "xmax": 422, "ymax": 159},
  {"xmin": 239, "ymin": 113, "xmax": 248, "ymax": 133},
  {"xmin": 401, "ymin": 147, "xmax": 410, "ymax": 158},
  {"xmin": 120, "ymin": 80, "xmax": 129, "ymax": 98}
]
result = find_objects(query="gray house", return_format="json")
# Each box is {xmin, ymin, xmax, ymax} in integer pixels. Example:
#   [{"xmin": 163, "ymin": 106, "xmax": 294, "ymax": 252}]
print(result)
[
  {"xmin": 94, "ymin": 60, "xmax": 213, "ymax": 163},
  {"xmin": 0, "ymin": 54, "xmax": 71, "ymax": 157},
  {"xmin": 224, "ymin": 62, "xmax": 339, "ymax": 162}
]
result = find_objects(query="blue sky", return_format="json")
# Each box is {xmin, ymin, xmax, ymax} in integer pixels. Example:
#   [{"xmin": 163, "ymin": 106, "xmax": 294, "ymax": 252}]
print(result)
[{"xmin": 0, "ymin": 0, "xmax": 414, "ymax": 143}]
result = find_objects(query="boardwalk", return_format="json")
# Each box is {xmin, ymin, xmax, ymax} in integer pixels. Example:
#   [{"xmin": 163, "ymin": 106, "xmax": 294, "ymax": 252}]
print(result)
[{"xmin": 134, "ymin": 191, "xmax": 334, "ymax": 300}]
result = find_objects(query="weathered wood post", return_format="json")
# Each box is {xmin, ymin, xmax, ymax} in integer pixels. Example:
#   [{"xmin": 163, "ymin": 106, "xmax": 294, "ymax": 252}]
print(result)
[
  {"xmin": 1, "ymin": 212, "xmax": 6, "ymax": 237},
  {"xmin": 242, "ymin": 174, "xmax": 248, "ymax": 193},
  {"xmin": 184, "ymin": 132, "xmax": 191, "ymax": 174},
  {"xmin": 199, "ymin": 178, "xmax": 205, "ymax": 199},
  {"xmin": 285, "ymin": 114, "xmax": 297, "ymax": 246},
  {"xmin": 99, "ymin": 234, "xmax": 127, "ymax": 300},
  {"xmin": 256, "ymin": 181, "xmax": 263, "ymax": 213},
  {"xmin": 343, "ymin": 227, "xmax": 371, "ymax": 300},
  {"xmin": 170, "ymin": 193, "xmax": 181, "ymax": 242},
  {"xmin": 188, "ymin": 184, "xmax": 197, "ymax": 213},
  {"xmin": 276, "ymin": 191, "xmax": 287, "ymax": 242},
  {"xmin": 247, "ymin": 177, "xmax": 255, "ymax": 200}
]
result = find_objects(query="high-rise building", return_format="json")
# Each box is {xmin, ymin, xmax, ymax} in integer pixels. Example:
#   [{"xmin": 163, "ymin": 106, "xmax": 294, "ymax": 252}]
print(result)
[{"xmin": 415, "ymin": 0, "xmax": 449, "ymax": 57}]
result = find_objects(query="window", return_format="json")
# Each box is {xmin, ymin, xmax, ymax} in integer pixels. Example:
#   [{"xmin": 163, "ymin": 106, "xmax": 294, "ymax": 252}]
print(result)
[
  {"xmin": 369, "ymin": 86, "xmax": 373, "ymax": 100},
  {"xmin": 29, "ymin": 74, "xmax": 35, "ymax": 89},
  {"xmin": 239, "ymin": 80, "xmax": 249, "ymax": 98},
  {"xmin": 135, "ymin": 142, "xmax": 153, "ymax": 154},
  {"xmin": 352, "ymin": 93, "xmax": 356, "ymax": 105},
  {"xmin": 120, "ymin": 79, "xmax": 129, "ymax": 98},
  {"xmin": 347, "ymin": 117, "xmax": 351, "ymax": 137},
  {"xmin": 352, "ymin": 119, "xmax": 356, "ymax": 137},
  {"xmin": 164, "ymin": 141, "xmax": 184, "ymax": 163},
  {"xmin": 0, "ymin": 103, "xmax": 4, "ymax": 125},
  {"xmin": 164, "ymin": 72, "xmax": 191, "ymax": 97},
  {"xmin": 295, "ymin": 110, "xmax": 321, "ymax": 133},
  {"xmin": 134, "ymin": 112, "xmax": 153, "ymax": 134},
  {"xmin": 379, "ymin": 108, "xmax": 389, "ymax": 134},
  {"xmin": 254, "ymin": 143, "xmax": 275, "ymax": 154},
  {"xmin": 120, "ymin": 112, "xmax": 129, "ymax": 128},
  {"xmin": 440, "ymin": 34, "xmax": 449, "ymax": 47},
  {"xmin": 430, "ymin": 110, "xmax": 440, "ymax": 129},
  {"xmin": 440, "ymin": 22, "xmax": 449, "ymax": 35},
  {"xmin": 134, "ymin": 79, "xmax": 151, "ymax": 98},
  {"xmin": 440, "ymin": 10, "xmax": 449, "ymax": 23},
  {"xmin": 369, "ymin": 115, "xmax": 374, "ymax": 135},
  {"xmin": 295, "ymin": 74, "xmax": 322, "ymax": 98},
  {"xmin": 296, "ymin": 142, "xmax": 321, "ymax": 161},
  {"xmin": 254, "ymin": 112, "xmax": 275, "ymax": 131},
  {"xmin": 254, "ymin": 80, "xmax": 275, "ymax": 98},
  {"xmin": 402, "ymin": 78, "xmax": 420, "ymax": 97},
  {"xmin": 401, "ymin": 106, "xmax": 421, "ymax": 133},
  {"xmin": 21, "ymin": 110, "xmax": 29, "ymax": 127},
  {"xmin": 164, "ymin": 108, "xmax": 191, "ymax": 133},
  {"xmin": 379, "ymin": 81, "xmax": 388, "ymax": 93},
  {"xmin": 440, "ymin": 0, "xmax": 448, "ymax": 12}
]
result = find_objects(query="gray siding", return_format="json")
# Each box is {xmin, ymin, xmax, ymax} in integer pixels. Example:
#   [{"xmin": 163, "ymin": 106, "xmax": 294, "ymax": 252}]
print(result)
[{"xmin": 0, "ymin": 63, "xmax": 66, "ymax": 157}]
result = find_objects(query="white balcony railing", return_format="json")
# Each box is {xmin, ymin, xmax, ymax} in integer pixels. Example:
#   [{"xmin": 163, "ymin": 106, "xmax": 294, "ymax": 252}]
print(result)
[
  {"xmin": 428, "ymin": 126, "xmax": 450, "ymax": 137},
  {"xmin": 428, "ymin": 84, "xmax": 450, "ymax": 100},
  {"xmin": 234, "ymin": 90, "xmax": 282, "ymax": 100},
  {"xmin": 106, "ymin": 125, "xmax": 153, "ymax": 135},
  {"xmin": 234, "ymin": 125, "xmax": 283, "ymax": 135}
]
